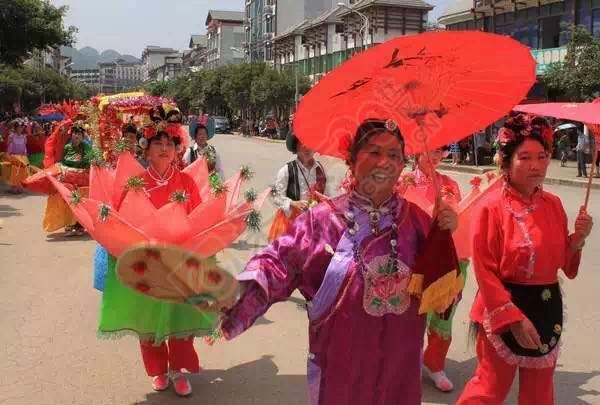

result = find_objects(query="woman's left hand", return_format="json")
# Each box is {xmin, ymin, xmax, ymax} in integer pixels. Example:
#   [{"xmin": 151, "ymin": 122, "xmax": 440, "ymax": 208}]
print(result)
[{"xmin": 436, "ymin": 200, "xmax": 458, "ymax": 232}]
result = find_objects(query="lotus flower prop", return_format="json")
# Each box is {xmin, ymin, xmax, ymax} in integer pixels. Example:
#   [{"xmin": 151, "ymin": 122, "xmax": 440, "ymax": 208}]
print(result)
[
  {"xmin": 402, "ymin": 172, "xmax": 502, "ymax": 259},
  {"xmin": 46, "ymin": 153, "xmax": 269, "ymax": 259}
]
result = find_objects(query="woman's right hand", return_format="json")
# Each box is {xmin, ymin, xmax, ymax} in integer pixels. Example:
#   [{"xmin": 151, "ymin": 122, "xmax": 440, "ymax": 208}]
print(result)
[
  {"xmin": 291, "ymin": 200, "xmax": 309, "ymax": 211},
  {"xmin": 510, "ymin": 318, "xmax": 542, "ymax": 350}
]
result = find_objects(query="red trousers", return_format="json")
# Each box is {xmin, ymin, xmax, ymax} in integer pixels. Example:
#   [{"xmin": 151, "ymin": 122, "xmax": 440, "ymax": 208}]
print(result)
[
  {"xmin": 423, "ymin": 330, "xmax": 452, "ymax": 372},
  {"xmin": 139, "ymin": 337, "xmax": 200, "ymax": 377},
  {"xmin": 457, "ymin": 331, "xmax": 554, "ymax": 405}
]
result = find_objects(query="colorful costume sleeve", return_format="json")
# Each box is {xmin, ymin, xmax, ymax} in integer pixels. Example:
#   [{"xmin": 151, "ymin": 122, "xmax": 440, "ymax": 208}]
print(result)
[
  {"xmin": 272, "ymin": 164, "xmax": 292, "ymax": 215},
  {"xmin": 472, "ymin": 204, "xmax": 525, "ymax": 334},
  {"xmin": 221, "ymin": 212, "xmax": 315, "ymax": 340}
]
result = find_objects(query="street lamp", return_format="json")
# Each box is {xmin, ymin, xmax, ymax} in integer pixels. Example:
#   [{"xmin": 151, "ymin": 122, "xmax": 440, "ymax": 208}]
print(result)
[{"xmin": 337, "ymin": 2, "xmax": 370, "ymax": 49}]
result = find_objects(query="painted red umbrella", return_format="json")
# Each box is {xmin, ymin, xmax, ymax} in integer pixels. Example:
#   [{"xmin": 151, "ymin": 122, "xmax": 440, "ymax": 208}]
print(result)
[
  {"xmin": 514, "ymin": 98, "xmax": 600, "ymax": 207},
  {"xmin": 293, "ymin": 30, "xmax": 537, "ymax": 159}
]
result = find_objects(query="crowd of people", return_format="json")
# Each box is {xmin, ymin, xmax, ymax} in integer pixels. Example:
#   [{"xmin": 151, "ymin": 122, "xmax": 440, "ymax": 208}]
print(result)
[{"xmin": 1, "ymin": 101, "xmax": 595, "ymax": 404}]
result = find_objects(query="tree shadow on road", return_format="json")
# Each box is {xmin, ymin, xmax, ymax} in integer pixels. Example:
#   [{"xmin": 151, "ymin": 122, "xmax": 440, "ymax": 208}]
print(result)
[
  {"xmin": 0, "ymin": 204, "xmax": 21, "ymax": 218},
  {"xmin": 228, "ymin": 240, "xmax": 265, "ymax": 251},
  {"xmin": 422, "ymin": 357, "xmax": 600, "ymax": 404},
  {"xmin": 45, "ymin": 232, "xmax": 92, "ymax": 242},
  {"xmin": 134, "ymin": 355, "xmax": 306, "ymax": 405}
]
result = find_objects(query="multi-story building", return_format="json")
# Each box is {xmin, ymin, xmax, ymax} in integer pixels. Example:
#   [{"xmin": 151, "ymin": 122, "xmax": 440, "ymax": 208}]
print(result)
[
  {"xmin": 183, "ymin": 35, "xmax": 209, "ymax": 72},
  {"xmin": 70, "ymin": 69, "xmax": 101, "ymax": 90},
  {"xmin": 141, "ymin": 46, "xmax": 181, "ymax": 81},
  {"xmin": 98, "ymin": 59, "xmax": 143, "ymax": 93},
  {"xmin": 244, "ymin": 0, "xmax": 277, "ymax": 63},
  {"xmin": 26, "ymin": 47, "xmax": 72, "ymax": 76},
  {"xmin": 147, "ymin": 55, "xmax": 184, "ymax": 81},
  {"xmin": 437, "ymin": 0, "xmax": 591, "ymax": 87},
  {"xmin": 205, "ymin": 10, "xmax": 246, "ymax": 69},
  {"xmin": 273, "ymin": 0, "xmax": 432, "ymax": 81}
]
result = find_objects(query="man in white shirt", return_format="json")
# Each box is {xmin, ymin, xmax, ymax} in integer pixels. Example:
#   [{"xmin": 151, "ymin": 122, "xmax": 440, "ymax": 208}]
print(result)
[{"xmin": 268, "ymin": 129, "xmax": 329, "ymax": 241}]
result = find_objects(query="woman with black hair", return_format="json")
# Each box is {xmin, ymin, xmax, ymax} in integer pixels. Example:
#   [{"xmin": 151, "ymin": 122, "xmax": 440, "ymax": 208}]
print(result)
[
  {"xmin": 457, "ymin": 115, "xmax": 593, "ymax": 404},
  {"xmin": 98, "ymin": 122, "xmax": 214, "ymax": 397},
  {"xmin": 216, "ymin": 118, "xmax": 459, "ymax": 405}
]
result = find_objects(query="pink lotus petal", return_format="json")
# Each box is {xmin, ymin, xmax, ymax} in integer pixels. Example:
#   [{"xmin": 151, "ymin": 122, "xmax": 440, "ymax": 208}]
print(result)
[
  {"xmin": 183, "ymin": 210, "xmax": 252, "ymax": 258},
  {"xmin": 111, "ymin": 153, "xmax": 145, "ymax": 207},
  {"xmin": 224, "ymin": 172, "xmax": 242, "ymax": 213},
  {"xmin": 117, "ymin": 189, "xmax": 158, "ymax": 229},
  {"xmin": 139, "ymin": 202, "xmax": 191, "ymax": 244},
  {"xmin": 89, "ymin": 165, "xmax": 115, "ymax": 203},
  {"xmin": 454, "ymin": 176, "xmax": 502, "ymax": 258},
  {"xmin": 183, "ymin": 157, "xmax": 210, "ymax": 199},
  {"xmin": 188, "ymin": 192, "xmax": 227, "ymax": 234},
  {"xmin": 79, "ymin": 199, "xmax": 150, "ymax": 257}
]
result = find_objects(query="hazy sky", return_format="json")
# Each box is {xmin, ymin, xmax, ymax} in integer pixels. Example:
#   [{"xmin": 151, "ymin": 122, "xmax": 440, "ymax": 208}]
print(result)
[
  {"xmin": 52, "ymin": 0, "xmax": 452, "ymax": 57},
  {"xmin": 52, "ymin": 0, "xmax": 244, "ymax": 57}
]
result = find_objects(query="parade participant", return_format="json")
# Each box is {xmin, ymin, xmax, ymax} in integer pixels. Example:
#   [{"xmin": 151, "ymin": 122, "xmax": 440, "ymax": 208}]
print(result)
[
  {"xmin": 183, "ymin": 122, "xmax": 224, "ymax": 179},
  {"xmin": 217, "ymin": 119, "xmax": 460, "ymax": 405},
  {"xmin": 98, "ymin": 120, "xmax": 214, "ymax": 398},
  {"xmin": 268, "ymin": 127, "xmax": 328, "ymax": 242},
  {"xmin": 457, "ymin": 114, "xmax": 594, "ymax": 405},
  {"xmin": 396, "ymin": 147, "xmax": 463, "ymax": 392},
  {"xmin": 59, "ymin": 123, "xmax": 92, "ymax": 236},
  {"xmin": 120, "ymin": 123, "xmax": 147, "ymax": 167},
  {"xmin": 27, "ymin": 121, "xmax": 46, "ymax": 169},
  {"xmin": 5, "ymin": 120, "xmax": 29, "ymax": 193}
]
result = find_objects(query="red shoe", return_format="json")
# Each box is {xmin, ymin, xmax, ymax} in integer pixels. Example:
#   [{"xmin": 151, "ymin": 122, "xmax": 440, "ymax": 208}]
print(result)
[
  {"xmin": 170, "ymin": 371, "xmax": 192, "ymax": 397},
  {"xmin": 151, "ymin": 374, "xmax": 170, "ymax": 391}
]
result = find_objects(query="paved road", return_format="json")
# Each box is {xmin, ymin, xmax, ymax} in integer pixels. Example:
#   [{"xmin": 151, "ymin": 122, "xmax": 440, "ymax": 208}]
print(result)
[{"xmin": 1, "ymin": 134, "xmax": 599, "ymax": 404}]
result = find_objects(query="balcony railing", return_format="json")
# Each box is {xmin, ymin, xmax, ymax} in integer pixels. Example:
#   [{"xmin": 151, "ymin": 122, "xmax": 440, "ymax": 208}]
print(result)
[{"xmin": 281, "ymin": 48, "xmax": 369, "ymax": 76}]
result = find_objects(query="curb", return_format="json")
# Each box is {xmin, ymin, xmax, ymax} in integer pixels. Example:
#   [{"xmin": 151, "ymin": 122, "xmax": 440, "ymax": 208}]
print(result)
[
  {"xmin": 438, "ymin": 163, "xmax": 600, "ymax": 190},
  {"xmin": 232, "ymin": 133, "xmax": 286, "ymax": 144}
]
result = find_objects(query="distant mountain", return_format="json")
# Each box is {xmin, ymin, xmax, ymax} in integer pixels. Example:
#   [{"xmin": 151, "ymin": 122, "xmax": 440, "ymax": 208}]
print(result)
[{"xmin": 61, "ymin": 46, "xmax": 141, "ymax": 70}]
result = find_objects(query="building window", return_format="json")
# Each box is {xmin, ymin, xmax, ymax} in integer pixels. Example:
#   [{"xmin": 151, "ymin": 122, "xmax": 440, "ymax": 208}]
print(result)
[{"xmin": 593, "ymin": 8, "xmax": 600, "ymax": 37}]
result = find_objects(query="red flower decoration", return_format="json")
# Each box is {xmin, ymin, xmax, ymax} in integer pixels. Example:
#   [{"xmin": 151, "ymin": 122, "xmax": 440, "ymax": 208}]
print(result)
[
  {"xmin": 135, "ymin": 282, "xmax": 150, "ymax": 293},
  {"xmin": 132, "ymin": 261, "xmax": 147, "ymax": 276},
  {"xmin": 206, "ymin": 271, "xmax": 223, "ymax": 285},
  {"xmin": 470, "ymin": 176, "xmax": 482, "ymax": 188},
  {"xmin": 485, "ymin": 171, "xmax": 497, "ymax": 183},
  {"xmin": 145, "ymin": 249, "xmax": 161, "ymax": 261},
  {"xmin": 186, "ymin": 258, "xmax": 200, "ymax": 270}
]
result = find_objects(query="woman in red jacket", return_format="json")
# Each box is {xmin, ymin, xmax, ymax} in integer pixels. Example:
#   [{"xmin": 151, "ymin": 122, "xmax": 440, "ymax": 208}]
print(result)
[{"xmin": 457, "ymin": 114, "xmax": 593, "ymax": 404}]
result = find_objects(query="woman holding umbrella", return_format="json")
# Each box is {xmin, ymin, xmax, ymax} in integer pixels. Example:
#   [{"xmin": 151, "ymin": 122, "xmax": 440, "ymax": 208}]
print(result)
[
  {"xmin": 457, "ymin": 114, "xmax": 593, "ymax": 405},
  {"xmin": 216, "ymin": 118, "xmax": 460, "ymax": 404}
]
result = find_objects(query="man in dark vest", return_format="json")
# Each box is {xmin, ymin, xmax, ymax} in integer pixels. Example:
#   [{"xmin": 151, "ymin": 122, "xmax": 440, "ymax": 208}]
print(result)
[{"xmin": 268, "ymin": 127, "xmax": 328, "ymax": 241}]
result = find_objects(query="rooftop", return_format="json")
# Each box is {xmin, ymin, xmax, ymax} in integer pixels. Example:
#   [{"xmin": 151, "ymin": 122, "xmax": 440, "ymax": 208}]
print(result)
[{"xmin": 206, "ymin": 10, "xmax": 245, "ymax": 25}]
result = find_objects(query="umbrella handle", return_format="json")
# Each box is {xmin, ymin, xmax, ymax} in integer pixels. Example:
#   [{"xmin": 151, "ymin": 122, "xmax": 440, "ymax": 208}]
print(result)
[
  {"xmin": 584, "ymin": 141, "xmax": 596, "ymax": 210},
  {"xmin": 422, "ymin": 141, "xmax": 442, "ymax": 216}
]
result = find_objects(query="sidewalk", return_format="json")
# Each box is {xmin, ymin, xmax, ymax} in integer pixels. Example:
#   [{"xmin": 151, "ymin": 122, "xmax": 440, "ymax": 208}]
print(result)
[
  {"xmin": 439, "ymin": 159, "xmax": 600, "ymax": 190},
  {"xmin": 242, "ymin": 133, "xmax": 600, "ymax": 190}
]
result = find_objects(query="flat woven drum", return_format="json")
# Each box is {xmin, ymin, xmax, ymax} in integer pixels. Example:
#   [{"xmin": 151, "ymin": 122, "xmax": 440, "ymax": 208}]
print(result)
[{"xmin": 116, "ymin": 243, "xmax": 238, "ymax": 312}]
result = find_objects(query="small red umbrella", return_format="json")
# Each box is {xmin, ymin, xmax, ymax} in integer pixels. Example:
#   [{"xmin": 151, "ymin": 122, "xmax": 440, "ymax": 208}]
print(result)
[
  {"xmin": 294, "ymin": 30, "xmax": 536, "ymax": 159},
  {"xmin": 514, "ymin": 98, "xmax": 600, "ymax": 207}
]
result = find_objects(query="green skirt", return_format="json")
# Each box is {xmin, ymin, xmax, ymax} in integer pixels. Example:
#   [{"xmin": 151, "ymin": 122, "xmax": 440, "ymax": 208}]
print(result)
[
  {"xmin": 98, "ymin": 255, "xmax": 216, "ymax": 344},
  {"xmin": 28, "ymin": 152, "xmax": 44, "ymax": 169},
  {"xmin": 427, "ymin": 259, "xmax": 470, "ymax": 338}
]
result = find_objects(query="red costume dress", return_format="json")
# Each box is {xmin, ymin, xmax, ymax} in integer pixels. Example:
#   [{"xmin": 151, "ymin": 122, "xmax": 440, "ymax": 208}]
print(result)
[{"xmin": 457, "ymin": 184, "xmax": 582, "ymax": 405}]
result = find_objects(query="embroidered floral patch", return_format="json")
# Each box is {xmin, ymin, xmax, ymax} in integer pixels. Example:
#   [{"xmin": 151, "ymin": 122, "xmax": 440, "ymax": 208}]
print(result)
[
  {"xmin": 363, "ymin": 255, "xmax": 411, "ymax": 317},
  {"xmin": 541, "ymin": 288, "xmax": 552, "ymax": 301}
]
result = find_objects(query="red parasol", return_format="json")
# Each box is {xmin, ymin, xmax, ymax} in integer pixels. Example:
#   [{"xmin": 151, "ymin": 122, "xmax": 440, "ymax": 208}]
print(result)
[{"xmin": 293, "ymin": 31, "xmax": 536, "ymax": 159}]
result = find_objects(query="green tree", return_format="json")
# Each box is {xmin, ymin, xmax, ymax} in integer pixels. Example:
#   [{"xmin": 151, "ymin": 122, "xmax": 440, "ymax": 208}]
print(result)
[
  {"xmin": 0, "ymin": 0, "xmax": 77, "ymax": 66},
  {"xmin": 543, "ymin": 24, "xmax": 600, "ymax": 101}
]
